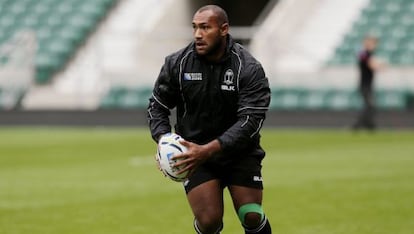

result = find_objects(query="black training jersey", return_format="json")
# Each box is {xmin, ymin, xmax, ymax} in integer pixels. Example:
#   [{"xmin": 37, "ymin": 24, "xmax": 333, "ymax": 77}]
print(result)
[{"xmin": 147, "ymin": 36, "xmax": 270, "ymax": 158}]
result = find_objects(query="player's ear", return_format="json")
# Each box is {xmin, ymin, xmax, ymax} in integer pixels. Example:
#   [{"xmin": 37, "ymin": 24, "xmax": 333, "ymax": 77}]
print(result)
[{"xmin": 220, "ymin": 23, "xmax": 229, "ymax": 36}]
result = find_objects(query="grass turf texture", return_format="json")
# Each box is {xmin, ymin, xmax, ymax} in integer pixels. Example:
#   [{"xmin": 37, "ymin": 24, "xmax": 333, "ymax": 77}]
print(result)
[{"xmin": 0, "ymin": 127, "xmax": 414, "ymax": 234}]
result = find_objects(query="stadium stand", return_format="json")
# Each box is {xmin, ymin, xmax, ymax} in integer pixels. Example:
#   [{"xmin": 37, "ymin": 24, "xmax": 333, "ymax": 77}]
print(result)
[
  {"xmin": 0, "ymin": 30, "xmax": 35, "ymax": 110},
  {"xmin": 97, "ymin": 0, "xmax": 414, "ymax": 111},
  {"xmin": 1, "ymin": 0, "xmax": 413, "ymax": 111},
  {"xmin": 22, "ymin": 0, "xmax": 181, "ymax": 110},
  {"xmin": 100, "ymin": 86, "xmax": 152, "ymax": 109},
  {"xmin": 250, "ymin": 0, "xmax": 369, "ymax": 73},
  {"xmin": 250, "ymin": 0, "xmax": 414, "ymax": 111},
  {"xmin": 0, "ymin": 0, "xmax": 116, "ymax": 84},
  {"xmin": 328, "ymin": 0, "xmax": 414, "ymax": 66},
  {"xmin": 323, "ymin": 0, "xmax": 414, "ymax": 110}
]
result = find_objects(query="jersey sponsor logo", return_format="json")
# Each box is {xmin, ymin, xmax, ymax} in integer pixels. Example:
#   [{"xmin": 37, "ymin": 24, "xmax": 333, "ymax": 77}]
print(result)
[
  {"xmin": 253, "ymin": 176, "xmax": 263, "ymax": 182},
  {"xmin": 221, "ymin": 85, "xmax": 235, "ymax": 91},
  {"xmin": 221, "ymin": 69, "xmax": 235, "ymax": 91},
  {"xmin": 184, "ymin": 73, "xmax": 203, "ymax": 81}
]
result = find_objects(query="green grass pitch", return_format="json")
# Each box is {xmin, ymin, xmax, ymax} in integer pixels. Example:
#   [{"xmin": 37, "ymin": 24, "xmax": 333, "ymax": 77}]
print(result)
[{"xmin": 1, "ymin": 127, "xmax": 414, "ymax": 234}]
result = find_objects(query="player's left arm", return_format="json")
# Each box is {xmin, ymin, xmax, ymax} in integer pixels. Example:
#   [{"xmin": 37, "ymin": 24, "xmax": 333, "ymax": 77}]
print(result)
[{"xmin": 217, "ymin": 63, "xmax": 271, "ymax": 152}]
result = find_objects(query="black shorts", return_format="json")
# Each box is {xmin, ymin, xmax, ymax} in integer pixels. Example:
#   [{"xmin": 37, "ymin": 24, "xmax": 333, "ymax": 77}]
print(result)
[{"xmin": 183, "ymin": 154, "xmax": 264, "ymax": 193}]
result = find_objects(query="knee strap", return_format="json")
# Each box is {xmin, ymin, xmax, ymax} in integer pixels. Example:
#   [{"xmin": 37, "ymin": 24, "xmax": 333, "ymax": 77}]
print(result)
[{"xmin": 237, "ymin": 203, "xmax": 264, "ymax": 225}]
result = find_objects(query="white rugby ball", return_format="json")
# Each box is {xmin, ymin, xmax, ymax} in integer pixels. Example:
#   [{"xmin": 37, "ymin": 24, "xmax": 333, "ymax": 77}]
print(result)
[{"xmin": 157, "ymin": 133, "xmax": 189, "ymax": 182}]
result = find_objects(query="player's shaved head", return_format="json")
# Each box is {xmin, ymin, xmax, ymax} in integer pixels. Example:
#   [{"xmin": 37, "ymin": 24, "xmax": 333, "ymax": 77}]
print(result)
[
  {"xmin": 196, "ymin": 5, "xmax": 229, "ymax": 26},
  {"xmin": 192, "ymin": 5, "xmax": 229, "ymax": 60}
]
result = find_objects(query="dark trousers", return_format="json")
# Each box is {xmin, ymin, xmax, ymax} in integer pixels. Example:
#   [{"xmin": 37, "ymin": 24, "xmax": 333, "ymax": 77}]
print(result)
[{"xmin": 354, "ymin": 86, "xmax": 376, "ymax": 129}]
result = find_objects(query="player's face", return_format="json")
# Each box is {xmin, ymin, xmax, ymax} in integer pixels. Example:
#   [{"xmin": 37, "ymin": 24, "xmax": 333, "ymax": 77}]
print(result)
[{"xmin": 192, "ymin": 10, "xmax": 228, "ymax": 56}]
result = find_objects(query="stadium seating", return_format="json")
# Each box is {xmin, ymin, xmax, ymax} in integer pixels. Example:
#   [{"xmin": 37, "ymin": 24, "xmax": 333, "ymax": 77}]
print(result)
[
  {"xmin": 0, "ymin": 0, "xmax": 116, "ymax": 83},
  {"xmin": 100, "ymin": 87, "xmax": 152, "ymax": 109},
  {"xmin": 271, "ymin": 88, "xmax": 349, "ymax": 110},
  {"xmin": 272, "ymin": 88, "xmax": 413, "ymax": 111},
  {"xmin": 328, "ymin": 0, "xmax": 414, "ymax": 66},
  {"xmin": 98, "ymin": 86, "xmax": 412, "ymax": 110},
  {"xmin": 95, "ymin": 0, "xmax": 414, "ymax": 111},
  {"xmin": 319, "ymin": 0, "xmax": 414, "ymax": 111}
]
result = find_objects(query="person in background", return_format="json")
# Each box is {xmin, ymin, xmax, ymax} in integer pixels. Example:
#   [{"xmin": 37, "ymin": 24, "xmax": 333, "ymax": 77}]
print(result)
[{"xmin": 353, "ymin": 35, "xmax": 384, "ymax": 130}]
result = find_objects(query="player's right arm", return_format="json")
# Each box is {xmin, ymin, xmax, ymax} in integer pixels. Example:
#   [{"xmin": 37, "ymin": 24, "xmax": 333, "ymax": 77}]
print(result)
[
  {"xmin": 368, "ymin": 56, "xmax": 386, "ymax": 71},
  {"xmin": 147, "ymin": 57, "xmax": 180, "ymax": 142}
]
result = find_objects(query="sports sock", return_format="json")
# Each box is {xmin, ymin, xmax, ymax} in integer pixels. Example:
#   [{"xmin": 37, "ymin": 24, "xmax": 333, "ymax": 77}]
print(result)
[{"xmin": 244, "ymin": 216, "xmax": 272, "ymax": 234}]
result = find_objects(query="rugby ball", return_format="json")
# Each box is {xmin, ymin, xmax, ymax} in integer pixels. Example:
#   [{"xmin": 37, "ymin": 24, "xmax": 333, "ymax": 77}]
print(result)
[{"xmin": 157, "ymin": 133, "xmax": 189, "ymax": 182}]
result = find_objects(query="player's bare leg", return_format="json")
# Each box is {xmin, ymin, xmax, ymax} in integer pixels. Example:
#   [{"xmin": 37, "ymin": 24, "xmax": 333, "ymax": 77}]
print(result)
[
  {"xmin": 229, "ymin": 185, "xmax": 272, "ymax": 234},
  {"xmin": 187, "ymin": 179, "xmax": 224, "ymax": 234}
]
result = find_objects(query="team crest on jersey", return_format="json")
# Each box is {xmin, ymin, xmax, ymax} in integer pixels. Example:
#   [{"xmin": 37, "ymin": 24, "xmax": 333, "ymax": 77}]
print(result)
[
  {"xmin": 221, "ymin": 69, "xmax": 235, "ymax": 91},
  {"xmin": 184, "ymin": 73, "xmax": 203, "ymax": 81}
]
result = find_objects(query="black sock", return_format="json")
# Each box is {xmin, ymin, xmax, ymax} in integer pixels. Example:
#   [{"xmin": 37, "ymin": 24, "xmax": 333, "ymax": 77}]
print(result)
[{"xmin": 244, "ymin": 216, "xmax": 272, "ymax": 234}]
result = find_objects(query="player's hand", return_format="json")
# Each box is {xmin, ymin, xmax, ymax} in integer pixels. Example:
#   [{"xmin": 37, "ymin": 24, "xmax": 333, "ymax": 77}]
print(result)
[
  {"xmin": 155, "ymin": 132, "xmax": 171, "ymax": 177},
  {"xmin": 172, "ymin": 139, "xmax": 221, "ymax": 175},
  {"xmin": 171, "ymin": 140, "xmax": 204, "ymax": 176}
]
